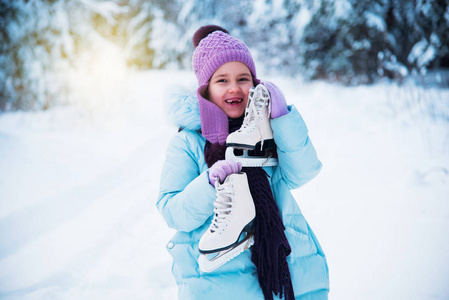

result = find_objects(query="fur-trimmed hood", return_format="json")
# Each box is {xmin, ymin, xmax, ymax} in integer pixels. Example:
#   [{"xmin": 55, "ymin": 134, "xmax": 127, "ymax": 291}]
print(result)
[
  {"xmin": 165, "ymin": 87, "xmax": 201, "ymax": 131},
  {"xmin": 165, "ymin": 83, "xmax": 229, "ymax": 145}
]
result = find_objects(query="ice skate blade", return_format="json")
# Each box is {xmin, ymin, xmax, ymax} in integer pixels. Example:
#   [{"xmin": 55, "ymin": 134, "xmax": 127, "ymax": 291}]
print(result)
[
  {"xmin": 198, "ymin": 235, "xmax": 254, "ymax": 273},
  {"xmin": 226, "ymin": 139, "xmax": 276, "ymax": 151},
  {"xmin": 226, "ymin": 143, "xmax": 256, "ymax": 150},
  {"xmin": 225, "ymin": 147, "xmax": 278, "ymax": 167},
  {"xmin": 199, "ymin": 219, "xmax": 256, "ymax": 254}
]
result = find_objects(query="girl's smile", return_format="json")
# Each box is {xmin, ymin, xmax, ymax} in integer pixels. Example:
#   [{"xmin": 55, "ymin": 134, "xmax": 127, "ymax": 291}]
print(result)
[{"xmin": 225, "ymin": 97, "xmax": 243, "ymax": 105}]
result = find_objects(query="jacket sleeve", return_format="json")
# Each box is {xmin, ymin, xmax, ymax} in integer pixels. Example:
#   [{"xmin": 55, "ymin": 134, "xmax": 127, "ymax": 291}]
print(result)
[
  {"xmin": 157, "ymin": 133, "xmax": 216, "ymax": 232},
  {"xmin": 271, "ymin": 105, "xmax": 322, "ymax": 190}
]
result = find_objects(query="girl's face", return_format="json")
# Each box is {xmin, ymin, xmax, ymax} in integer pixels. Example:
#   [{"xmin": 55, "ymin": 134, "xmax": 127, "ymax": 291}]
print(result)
[{"xmin": 207, "ymin": 61, "xmax": 254, "ymax": 119}]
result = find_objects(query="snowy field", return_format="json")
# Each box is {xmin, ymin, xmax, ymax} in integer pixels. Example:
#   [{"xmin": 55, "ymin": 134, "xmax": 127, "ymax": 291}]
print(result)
[{"xmin": 1, "ymin": 70, "xmax": 448, "ymax": 300}]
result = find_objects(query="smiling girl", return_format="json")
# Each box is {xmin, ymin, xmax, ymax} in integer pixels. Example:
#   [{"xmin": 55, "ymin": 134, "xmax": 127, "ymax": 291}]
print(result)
[{"xmin": 157, "ymin": 25, "xmax": 329, "ymax": 300}]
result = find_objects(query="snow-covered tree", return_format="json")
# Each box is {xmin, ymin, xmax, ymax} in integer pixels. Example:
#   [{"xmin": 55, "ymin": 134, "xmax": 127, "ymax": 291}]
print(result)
[
  {"xmin": 0, "ymin": 0, "xmax": 73, "ymax": 110},
  {"xmin": 147, "ymin": 0, "xmax": 223, "ymax": 69},
  {"xmin": 405, "ymin": 0, "xmax": 449, "ymax": 72},
  {"xmin": 238, "ymin": 0, "xmax": 307, "ymax": 75},
  {"xmin": 118, "ymin": 0, "xmax": 157, "ymax": 69},
  {"xmin": 0, "ymin": 0, "xmax": 126, "ymax": 111},
  {"xmin": 302, "ymin": 0, "xmax": 399, "ymax": 84},
  {"xmin": 301, "ymin": 0, "xmax": 448, "ymax": 84}
]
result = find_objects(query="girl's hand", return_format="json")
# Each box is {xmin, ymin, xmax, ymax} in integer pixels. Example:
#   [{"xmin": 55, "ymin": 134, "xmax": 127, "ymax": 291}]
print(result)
[
  {"xmin": 208, "ymin": 160, "xmax": 242, "ymax": 186},
  {"xmin": 261, "ymin": 81, "xmax": 289, "ymax": 119}
]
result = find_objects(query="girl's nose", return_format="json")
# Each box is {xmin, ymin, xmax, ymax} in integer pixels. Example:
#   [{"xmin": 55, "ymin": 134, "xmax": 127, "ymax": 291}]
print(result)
[{"xmin": 228, "ymin": 81, "xmax": 241, "ymax": 93}]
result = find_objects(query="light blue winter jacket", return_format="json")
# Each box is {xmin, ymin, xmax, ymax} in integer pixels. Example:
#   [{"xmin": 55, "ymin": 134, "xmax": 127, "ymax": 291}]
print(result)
[{"xmin": 157, "ymin": 93, "xmax": 329, "ymax": 300}]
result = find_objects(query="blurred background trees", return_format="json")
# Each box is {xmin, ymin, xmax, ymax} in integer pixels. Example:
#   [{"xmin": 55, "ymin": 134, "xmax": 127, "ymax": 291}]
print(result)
[{"xmin": 1, "ymin": 0, "xmax": 448, "ymax": 111}]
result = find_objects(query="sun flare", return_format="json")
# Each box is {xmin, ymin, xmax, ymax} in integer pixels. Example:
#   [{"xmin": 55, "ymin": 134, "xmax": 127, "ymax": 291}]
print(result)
[{"xmin": 68, "ymin": 39, "xmax": 129, "ymax": 113}]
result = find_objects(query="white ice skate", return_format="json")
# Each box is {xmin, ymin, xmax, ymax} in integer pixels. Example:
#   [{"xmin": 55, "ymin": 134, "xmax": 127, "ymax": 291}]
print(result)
[
  {"xmin": 226, "ymin": 84, "xmax": 278, "ymax": 167},
  {"xmin": 198, "ymin": 172, "xmax": 256, "ymax": 273}
]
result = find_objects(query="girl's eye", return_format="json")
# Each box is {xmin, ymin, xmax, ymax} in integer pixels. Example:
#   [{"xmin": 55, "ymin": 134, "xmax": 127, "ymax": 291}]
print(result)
[{"xmin": 239, "ymin": 78, "xmax": 250, "ymax": 82}]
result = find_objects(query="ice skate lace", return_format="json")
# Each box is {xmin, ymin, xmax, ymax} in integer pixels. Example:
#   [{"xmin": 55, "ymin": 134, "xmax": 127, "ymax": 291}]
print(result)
[
  {"xmin": 237, "ymin": 85, "xmax": 271, "ymax": 150},
  {"xmin": 210, "ymin": 179, "xmax": 234, "ymax": 233}
]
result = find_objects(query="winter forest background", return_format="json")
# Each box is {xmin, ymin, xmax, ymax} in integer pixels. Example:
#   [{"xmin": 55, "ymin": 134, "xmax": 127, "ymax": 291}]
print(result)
[
  {"xmin": 1, "ymin": 0, "xmax": 448, "ymax": 111},
  {"xmin": 1, "ymin": 1, "xmax": 449, "ymax": 300}
]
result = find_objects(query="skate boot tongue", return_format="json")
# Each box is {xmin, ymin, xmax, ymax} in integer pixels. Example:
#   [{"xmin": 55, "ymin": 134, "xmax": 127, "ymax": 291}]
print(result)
[
  {"xmin": 210, "ymin": 177, "xmax": 234, "ymax": 233},
  {"xmin": 239, "ymin": 87, "xmax": 258, "ymax": 132}
]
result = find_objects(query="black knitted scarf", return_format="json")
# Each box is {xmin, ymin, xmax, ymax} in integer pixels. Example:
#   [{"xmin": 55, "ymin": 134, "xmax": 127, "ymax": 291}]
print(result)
[{"xmin": 203, "ymin": 117, "xmax": 295, "ymax": 300}]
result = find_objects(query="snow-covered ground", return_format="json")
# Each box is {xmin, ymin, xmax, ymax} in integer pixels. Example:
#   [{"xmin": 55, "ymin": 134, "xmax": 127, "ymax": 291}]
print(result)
[{"xmin": 0, "ymin": 70, "xmax": 448, "ymax": 300}]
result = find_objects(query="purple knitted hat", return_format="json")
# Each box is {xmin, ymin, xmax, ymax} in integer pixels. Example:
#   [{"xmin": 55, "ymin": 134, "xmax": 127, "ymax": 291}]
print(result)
[
  {"xmin": 192, "ymin": 25, "xmax": 258, "ymax": 144},
  {"xmin": 193, "ymin": 28, "xmax": 257, "ymax": 86}
]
